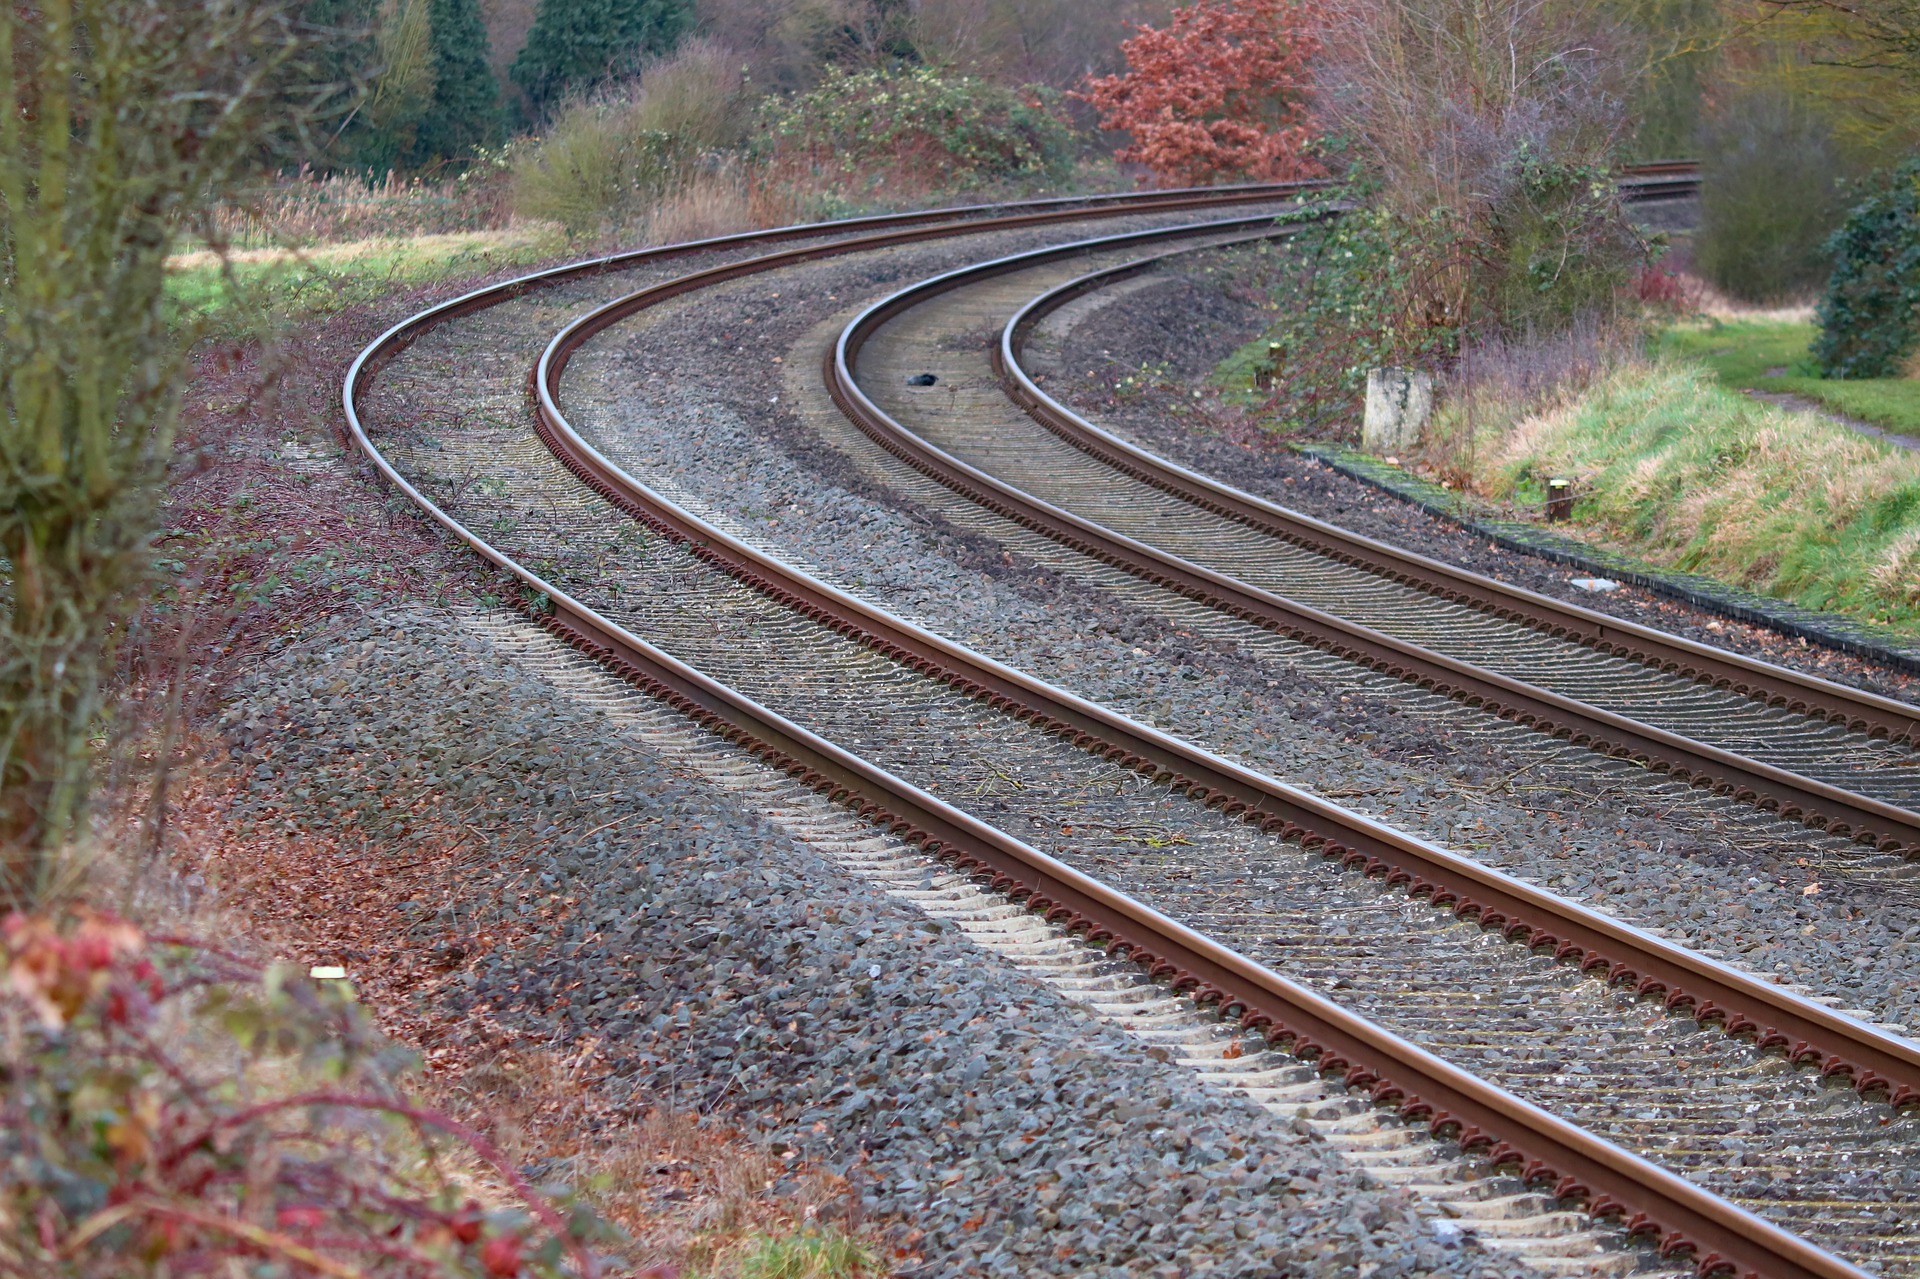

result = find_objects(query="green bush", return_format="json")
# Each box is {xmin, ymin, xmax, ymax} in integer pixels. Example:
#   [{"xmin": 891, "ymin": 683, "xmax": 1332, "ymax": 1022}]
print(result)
[
  {"xmin": 1695, "ymin": 87, "xmax": 1853, "ymax": 303},
  {"xmin": 511, "ymin": 108, "xmax": 697, "ymax": 233},
  {"xmin": 510, "ymin": 42, "xmax": 746, "ymax": 234},
  {"xmin": 1486, "ymin": 150, "xmax": 1642, "ymax": 333},
  {"xmin": 758, "ymin": 67, "xmax": 1075, "ymax": 192},
  {"xmin": 1239, "ymin": 202, "xmax": 1465, "ymax": 433},
  {"xmin": 1814, "ymin": 158, "xmax": 1920, "ymax": 379},
  {"xmin": 1242, "ymin": 157, "xmax": 1635, "ymax": 435}
]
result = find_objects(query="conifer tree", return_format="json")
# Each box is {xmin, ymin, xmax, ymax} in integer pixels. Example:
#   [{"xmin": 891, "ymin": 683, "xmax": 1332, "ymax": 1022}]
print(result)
[
  {"xmin": 511, "ymin": 0, "xmax": 693, "ymax": 117},
  {"xmin": 306, "ymin": 0, "xmax": 501, "ymax": 171},
  {"xmin": 302, "ymin": 0, "xmax": 385, "ymax": 167},
  {"xmin": 414, "ymin": 0, "xmax": 505, "ymax": 163}
]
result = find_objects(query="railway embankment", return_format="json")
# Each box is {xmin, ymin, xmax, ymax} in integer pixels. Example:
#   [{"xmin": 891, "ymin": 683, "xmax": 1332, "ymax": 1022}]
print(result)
[{"xmin": 212, "ymin": 605, "xmax": 1516, "ymax": 1278}]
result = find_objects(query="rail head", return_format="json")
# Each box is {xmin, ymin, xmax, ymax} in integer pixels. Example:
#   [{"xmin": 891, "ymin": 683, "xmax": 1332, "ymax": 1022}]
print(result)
[{"xmin": 539, "ymin": 254, "xmax": 1920, "ymax": 1119}]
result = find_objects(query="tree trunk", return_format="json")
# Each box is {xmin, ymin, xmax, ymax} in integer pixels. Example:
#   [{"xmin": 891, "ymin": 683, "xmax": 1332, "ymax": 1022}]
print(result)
[{"xmin": 0, "ymin": 516, "xmax": 92, "ymax": 907}]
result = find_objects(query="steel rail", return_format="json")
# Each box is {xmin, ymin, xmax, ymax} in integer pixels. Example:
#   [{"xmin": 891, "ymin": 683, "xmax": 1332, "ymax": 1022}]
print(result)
[
  {"xmin": 536, "ymin": 203, "xmax": 1920, "ymax": 1110},
  {"xmin": 335, "ymin": 173, "xmax": 1889, "ymax": 1279},
  {"xmin": 996, "ymin": 243, "xmax": 1920, "ymax": 745},
  {"xmin": 828, "ymin": 232, "xmax": 1920, "ymax": 859},
  {"xmin": 520, "ymin": 203, "xmax": 1906, "ymax": 1279}
]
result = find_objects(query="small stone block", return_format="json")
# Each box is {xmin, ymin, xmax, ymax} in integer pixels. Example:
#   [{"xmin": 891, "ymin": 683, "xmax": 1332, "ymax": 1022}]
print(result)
[{"xmin": 1362, "ymin": 368, "xmax": 1433, "ymax": 454}]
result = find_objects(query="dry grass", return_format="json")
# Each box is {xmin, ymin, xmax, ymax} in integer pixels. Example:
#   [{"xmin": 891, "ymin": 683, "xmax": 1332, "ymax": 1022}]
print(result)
[
  {"xmin": 168, "ymin": 223, "xmax": 558, "ymax": 273},
  {"xmin": 1417, "ymin": 318, "xmax": 1646, "ymax": 488},
  {"xmin": 633, "ymin": 169, "xmax": 809, "ymax": 246},
  {"xmin": 509, "ymin": 43, "xmax": 755, "ymax": 236},
  {"xmin": 204, "ymin": 167, "xmax": 517, "ymax": 249},
  {"xmin": 424, "ymin": 1045, "xmax": 874, "ymax": 1276},
  {"xmin": 1686, "ymin": 278, "xmax": 1817, "ymax": 323}
]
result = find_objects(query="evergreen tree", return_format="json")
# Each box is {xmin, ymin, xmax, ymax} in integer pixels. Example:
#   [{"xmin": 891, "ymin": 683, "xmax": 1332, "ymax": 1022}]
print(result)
[
  {"xmin": 306, "ymin": 0, "xmax": 502, "ymax": 172},
  {"xmin": 511, "ymin": 0, "xmax": 693, "ymax": 118},
  {"xmin": 365, "ymin": 0, "xmax": 438, "ymax": 170},
  {"xmin": 300, "ymin": 0, "xmax": 385, "ymax": 168},
  {"xmin": 413, "ymin": 0, "xmax": 505, "ymax": 164}
]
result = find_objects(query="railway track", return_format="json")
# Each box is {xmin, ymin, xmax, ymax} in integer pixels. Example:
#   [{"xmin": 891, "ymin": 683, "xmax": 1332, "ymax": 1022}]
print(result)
[
  {"xmin": 825, "ymin": 231, "xmax": 1920, "ymax": 858},
  {"xmin": 347, "ymin": 175, "xmax": 1920, "ymax": 1279}
]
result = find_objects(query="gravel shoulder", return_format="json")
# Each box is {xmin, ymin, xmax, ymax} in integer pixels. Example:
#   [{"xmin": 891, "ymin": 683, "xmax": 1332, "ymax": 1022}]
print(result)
[{"xmin": 212, "ymin": 604, "xmax": 1530, "ymax": 1278}]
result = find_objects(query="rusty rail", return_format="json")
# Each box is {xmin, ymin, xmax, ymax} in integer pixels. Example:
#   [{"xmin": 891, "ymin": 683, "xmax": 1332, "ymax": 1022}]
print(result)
[
  {"xmin": 997, "ymin": 242, "xmax": 1919, "ymax": 748},
  {"xmin": 823, "ymin": 229, "xmax": 1920, "ymax": 858},
  {"xmin": 514, "ymin": 198, "xmax": 1901, "ymax": 1279},
  {"xmin": 345, "ymin": 177, "xmax": 1888, "ymax": 1279}
]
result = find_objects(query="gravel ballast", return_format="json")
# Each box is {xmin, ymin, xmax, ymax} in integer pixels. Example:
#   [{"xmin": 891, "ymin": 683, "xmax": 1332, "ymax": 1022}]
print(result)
[
  {"xmin": 302, "ymin": 210, "xmax": 1920, "ymax": 1271},
  {"xmin": 538, "ymin": 257, "xmax": 1920, "ymax": 1038},
  {"xmin": 219, "ymin": 607, "xmax": 1532, "ymax": 1278}
]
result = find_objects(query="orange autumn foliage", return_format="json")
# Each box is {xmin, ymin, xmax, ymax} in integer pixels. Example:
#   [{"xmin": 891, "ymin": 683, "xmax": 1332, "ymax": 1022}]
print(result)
[{"xmin": 1079, "ymin": 0, "xmax": 1325, "ymax": 186}]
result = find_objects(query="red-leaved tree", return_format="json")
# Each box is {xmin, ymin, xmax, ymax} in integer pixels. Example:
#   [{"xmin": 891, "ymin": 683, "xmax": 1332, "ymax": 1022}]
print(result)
[{"xmin": 1078, "ymin": 0, "xmax": 1324, "ymax": 187}]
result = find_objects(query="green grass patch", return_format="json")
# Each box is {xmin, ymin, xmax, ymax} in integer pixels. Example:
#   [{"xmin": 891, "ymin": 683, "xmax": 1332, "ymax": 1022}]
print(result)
[
  {"xmin": 1213, "ymin": 335, "xmax": 1272, "ymax": 401},
  {"xmin": 1475, "ymin": 360, "xmax": 1920, "ymax": 632},
  {"xmin": 722, "ymin": 1226, "xmax": 878, "ymax": 1279},
  {"xmin": 166, "ymin": 225, "xmax": 565, "ymax": 334},
  {"xmin": 1658, "ymin": 318, "xmax": 1920, "ymax": 438}
]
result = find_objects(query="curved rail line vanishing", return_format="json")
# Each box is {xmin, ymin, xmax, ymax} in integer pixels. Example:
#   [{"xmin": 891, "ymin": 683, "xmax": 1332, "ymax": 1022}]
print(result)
[
  {"xmin": 344, "ymin": 176, "xmax": 1911, "ymax": 1279},
  {"xmin": 519, "ymin": 187, "xmax": 1910, "ymax": 1275},
  {"xmin": 823, "ymin": 224, "xmax": 1920, "ymax": 860}
]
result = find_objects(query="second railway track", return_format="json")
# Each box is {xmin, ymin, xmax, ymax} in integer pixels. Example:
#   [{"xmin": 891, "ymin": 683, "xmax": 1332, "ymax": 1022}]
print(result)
[
  {"xmin": 824, "ymin": 231, "xmax": 1920, "ymax": 855},
  {"xmin": 346, "ymin": 179, "xmax": 1920, "ymax": 1279}
]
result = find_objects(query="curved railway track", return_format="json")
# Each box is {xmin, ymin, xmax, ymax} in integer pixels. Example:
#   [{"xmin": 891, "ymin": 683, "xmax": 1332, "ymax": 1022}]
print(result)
[
  {"xmin": 826, "ymin": 234, "xmax": 1920, "ymax": 858},
  {"xmin": 346, "ymin": 175, "xmax": 1920, "ymax": 1279}
]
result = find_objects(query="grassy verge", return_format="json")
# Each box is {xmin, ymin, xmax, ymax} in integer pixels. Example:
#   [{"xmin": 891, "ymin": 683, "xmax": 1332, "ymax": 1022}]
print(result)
[
  {"xmin": 1658, "ymin": 318, "xmax": 1920, "ymax": 439},
  {"xmin": 1466, "ymin": 359, "xmax": 1920, "ymax": 632},
  {"xmin": 167, "ymin": 224, "xmax": 566, "ymax": 334}
]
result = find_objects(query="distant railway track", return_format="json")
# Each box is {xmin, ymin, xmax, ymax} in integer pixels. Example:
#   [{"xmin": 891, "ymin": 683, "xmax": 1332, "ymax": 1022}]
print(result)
[
  {"xmin": 828, "ymin": 226, "xmax": 1920, "ymax": 861},
  {"xmin": 346, "ymin": 168, "xmax": 1920, "ymax": 1279}
]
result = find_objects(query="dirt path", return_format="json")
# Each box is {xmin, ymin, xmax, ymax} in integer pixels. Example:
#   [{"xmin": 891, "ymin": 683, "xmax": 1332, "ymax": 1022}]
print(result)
[{"xmin": 1741, "ymin": 385, "xmax": 1920, "ymax": 452}]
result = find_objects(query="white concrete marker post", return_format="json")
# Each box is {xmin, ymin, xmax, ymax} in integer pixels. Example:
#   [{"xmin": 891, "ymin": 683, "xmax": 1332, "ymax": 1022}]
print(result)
[{"xmin": 1363, "ymin": 367, "xmax": 1433, "ymax": 455}]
